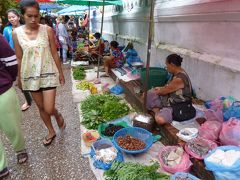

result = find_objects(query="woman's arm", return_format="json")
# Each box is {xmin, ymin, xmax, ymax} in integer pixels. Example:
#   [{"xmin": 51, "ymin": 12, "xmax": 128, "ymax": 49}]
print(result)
[
  {"xmin": 46, "ymin": 26, "xmax": 65, "ymax": 86},
  {"xmin": 12, "ymin": 30, "xmax": 23, "ymax": 89},
  {"xmin": 155, "ymin": 77, "xmax": 184, "ymax": 96}
]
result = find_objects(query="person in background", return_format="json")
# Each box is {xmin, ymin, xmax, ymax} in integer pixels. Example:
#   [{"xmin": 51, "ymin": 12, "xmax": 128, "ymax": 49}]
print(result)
[
  {"xmin": 0, "ymin": 34, "xmax": 28, "ymax": 179},
  {"xmin": 89, "ymin": 32, "xmax": 105, "ymax": 56},
  {"xmin": 13, "ymin": 0, "xmax": 66, "ymax": 146},
  {"xmin": 56, "ymin": 15, "xmax": 69, "ymax": 64},
  {"xmin": 40, "ymin": 16, "xmax": 46, "ymax": 25},
  {"xmin": 125, "ymin": 42, "xmax": 142, "ymax": 66},
  {"xmin": 67, "ymin": 15, "xmax": 76, "ymax": 30},
  {"xmin": 3, "ymin": 9, "xmax": 32, "ymax": 111},
  {"xmin": 101, "ymin": 41, "xmax": 124, "ymax": 77},
  {"xmin": 45, "ymin": 16, "xmax": 60, "ymax": 54},
  {"xmin": 0, "ymin": 17, "xmax": 3, "ymax": 34}
]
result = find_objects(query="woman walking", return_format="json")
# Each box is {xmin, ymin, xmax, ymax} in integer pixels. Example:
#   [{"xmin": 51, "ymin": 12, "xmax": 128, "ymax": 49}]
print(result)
[
  {"xmin": 3, "ymin": 9, "xmax": 32, "ymax": 111},
  {"xmin": 13, "ymin": 0, "xmax": 66, "ymax": 146}
]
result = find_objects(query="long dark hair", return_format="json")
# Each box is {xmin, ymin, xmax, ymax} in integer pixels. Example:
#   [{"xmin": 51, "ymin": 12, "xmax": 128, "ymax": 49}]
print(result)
[{"xmin": 20, "ymin": 0, "xmax": 40, "ymax": 15}]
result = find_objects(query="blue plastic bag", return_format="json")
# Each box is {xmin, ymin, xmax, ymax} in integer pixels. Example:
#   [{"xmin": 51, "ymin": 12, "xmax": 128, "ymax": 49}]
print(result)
[
  {"xmin": 223, "ymin": 101, "xmax": 240, "ymax": 121},
  {"xmin": 171, "ymin": 172, "xmax": 200, "ymax": 180},
  {"xmin": 90, "ymin": 139, "xmax": 124, "ymax": 170},
  {"xmin": 110, "ymin": 84, "xmax": 124, "ymax": 95},
  {"xmin": 204, "ymin": 146, "xmax": 240, "ymax": 180}
]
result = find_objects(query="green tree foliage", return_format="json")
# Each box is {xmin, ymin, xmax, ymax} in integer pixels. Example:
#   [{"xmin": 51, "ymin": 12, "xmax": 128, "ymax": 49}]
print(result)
[{"xmin": 0, "ymin": 0, "xmax": 18, "ymax": 24}]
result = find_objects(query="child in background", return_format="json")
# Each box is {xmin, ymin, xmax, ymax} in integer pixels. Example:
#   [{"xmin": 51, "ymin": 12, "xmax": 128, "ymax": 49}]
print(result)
[{"xmin": 125, "ymin": 42, "xmax": 142, "ymax": 66}]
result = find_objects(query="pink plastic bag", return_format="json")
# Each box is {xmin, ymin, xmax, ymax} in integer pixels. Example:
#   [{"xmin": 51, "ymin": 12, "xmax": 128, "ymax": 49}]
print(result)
[
  {"xmin": 198, "ymin": 109, "xmax": 223, "ymax": 141},
  {"xmin": 158, "ymin": 146, "xmax": 192, "ymax": 174},
  {"xmin": 219, "ymin": 118, "xmax": 240, "ymax": 146},
  {"xmin": 185, "ymin": 138, "xmax": 218, "ymax": 160},
  {"xmin": 204, "ymin": 109, "xmax": 223, "ymax": 122},
  {"xmin": 198, "ymin": 120, "xmax": 222, "ymax": 141}
]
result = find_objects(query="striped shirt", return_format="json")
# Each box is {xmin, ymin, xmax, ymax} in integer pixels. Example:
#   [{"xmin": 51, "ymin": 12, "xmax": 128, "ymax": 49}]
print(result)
[{"xmin": 0, "ymin": 34, "xmax": 18, "ymax": 95}]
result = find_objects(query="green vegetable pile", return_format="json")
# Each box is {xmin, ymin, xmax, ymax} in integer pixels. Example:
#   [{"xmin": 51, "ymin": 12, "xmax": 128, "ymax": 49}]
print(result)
[
  {"xmin": 104, "ymin": 161, "xmax": 170, "ymax": 180},
  {"xmin": 73, "ymin": 66, "xmax": 86, "ymax": 80},
  {"xmin": 81, "ymin": 94, "xmax": 130, "ymax": 129}
]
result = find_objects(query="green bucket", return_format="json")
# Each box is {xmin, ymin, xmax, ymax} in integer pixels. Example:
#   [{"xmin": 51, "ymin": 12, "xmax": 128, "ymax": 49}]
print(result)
[{"xmin": 140, "ymin": 67, "xmax": 168, "ymax": 89}]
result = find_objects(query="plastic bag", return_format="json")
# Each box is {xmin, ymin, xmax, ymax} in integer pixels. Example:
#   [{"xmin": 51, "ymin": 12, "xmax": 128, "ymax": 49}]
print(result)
[
  {"xmin": 109, "ymin": 84, "xmax": 124, "ymax": 95},
  {"xmin": 223, "ymin": 101, "xmax": 240, "ymax": 121},
  {"xmin": 171, "ymin": 172, "xmax": 200, "ymax": 180},
  {"xmin": 198, "ymin": 120, "xmax": 222, "ymax": 141},
  {"xmin": 158, "ymin": 146, "xmax": 192, "ymax": 174},
  {"xmin": 90, "ymin": 139, "xmax": 124, "ymax": 170},
  {"xmin": 185, "ymin": 138, "xmax": 218, "ymax": 160},
  {"xmin": 204, "ymin": 109, "xmax": 223, "ymax": 122},
  {"xmin": 204, "ymin": 146, "xmax": 240, "ymax": 180},
  {"xmin": 219, "ymin": 118, "xmax": 240, "ymax": 146},
  {"xmin": 204, "ymin": 97, "xmax": 225, "ymax": 111}
]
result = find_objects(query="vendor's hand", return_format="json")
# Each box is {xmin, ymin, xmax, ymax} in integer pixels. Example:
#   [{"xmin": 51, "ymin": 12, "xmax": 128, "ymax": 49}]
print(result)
[
  {"xmin": 154, "ymin": 87, "xmax": 162, "ymax": 94},
  {"xmin": 59, "ymin": 73, "xmax": 65, "ymax": 86}
]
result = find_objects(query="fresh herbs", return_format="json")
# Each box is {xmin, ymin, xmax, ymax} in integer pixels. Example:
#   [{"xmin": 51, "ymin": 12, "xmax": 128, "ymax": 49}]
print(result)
[
  {"xmin": 73, "ymin": 66, "xmax": 86, "ymax": 80},
  {"xmin": 104, "ymin": 161, "xmax": 170, "ymax": 180},
  {"xmin": 81, "ymin": 95, "xmax": 130, "ymax": 129}
]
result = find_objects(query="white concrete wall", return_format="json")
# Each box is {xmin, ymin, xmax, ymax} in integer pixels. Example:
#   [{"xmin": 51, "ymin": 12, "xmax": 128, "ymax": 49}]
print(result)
[{"xmin": 91, "ymin": 0, "xmax": 240, "ymax": 100}]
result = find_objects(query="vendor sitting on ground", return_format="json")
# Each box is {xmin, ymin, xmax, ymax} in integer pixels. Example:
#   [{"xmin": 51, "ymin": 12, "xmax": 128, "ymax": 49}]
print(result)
[
  {"xmin": 146, "ymin": 54, "xmax": 194, "ymax": 125},
  {"xmin": 89, "ymin": 32, "xmax": 105, "ymax": 56},
  {"xmin": 125, "ymin": 42, "xmax": 142, "ymax": 66},
  {"xmin": 101, "ymin": 41, "xmax": 124, "ymax": 77}
]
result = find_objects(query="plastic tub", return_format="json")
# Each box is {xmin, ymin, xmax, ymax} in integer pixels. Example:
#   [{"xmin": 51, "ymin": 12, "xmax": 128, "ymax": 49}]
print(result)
[
  {"xmin": 113, "ymin": 127, "xmax": 153, "ymax": 154},
  {"xmin": 140, "ymin": 67, "xmax": 168, "ymax": 89}
]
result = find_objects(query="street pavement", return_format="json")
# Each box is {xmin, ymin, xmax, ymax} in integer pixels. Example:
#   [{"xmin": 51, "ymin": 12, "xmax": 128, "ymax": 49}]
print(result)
[{"xmin": 0, "ymin": 65, "xmax": 96, "ymax": 180}]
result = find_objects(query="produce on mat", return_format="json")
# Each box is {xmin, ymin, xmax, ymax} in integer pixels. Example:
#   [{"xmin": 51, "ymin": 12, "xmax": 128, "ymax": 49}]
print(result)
[
  {"xmin": 187, "ymin": 139, "xmax": 211, "ymax": 157},
  {"xmin": 206, "ymin": 149, "xmax": 240, "ymax": 167},
  {"xmin": 81, "ymin": 94, "xmax": 130, "ymax": 129},
  {"xmin": 117, "ymin": 135, "xmax": 145, "ymax": 151},
  {"xmin": 162, "ymin": 147, "xmax": 184, "ymax": 167},
  {"xmin": 102, "ymin": 124, "xmax": 124, "ymax": 136},
  {"xmin": 76, "ymin": 80, "xmax": 94, "ymax": 90},
  {"xmin": 82, "ymin": 130, "xmax": 100, "ymax": 147},
  {"xmin": 73, "ymin": 66, "xmax": 86, "ymax": 80},
  {"xmin": 104, "ymin": 161, "xmax": 170, "ymax": 180},
  {"xmin": 95, "ymin": 147, "xmax": 118, "ymax": 164}
]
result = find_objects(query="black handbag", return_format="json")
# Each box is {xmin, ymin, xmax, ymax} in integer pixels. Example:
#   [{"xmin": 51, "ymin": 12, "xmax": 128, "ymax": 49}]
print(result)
[
  {"xmin": 171, "ymin": 100, "xmax": 196, "ymax": 122},
  {"xmin": 170, "ymin": 71, "xmax": 196, "ymax": 122}
]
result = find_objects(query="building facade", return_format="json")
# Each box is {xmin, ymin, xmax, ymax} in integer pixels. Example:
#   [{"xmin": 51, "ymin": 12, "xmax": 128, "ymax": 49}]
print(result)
[{"xmin": 91, "ymin": 0, "xmax": 240, "ymax": 100}]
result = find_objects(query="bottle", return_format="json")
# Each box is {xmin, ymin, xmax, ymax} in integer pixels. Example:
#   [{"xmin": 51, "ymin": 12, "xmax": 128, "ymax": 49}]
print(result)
[{"xmin": 116, "ymin": 78, "xmax": 119, "ymax": 84}]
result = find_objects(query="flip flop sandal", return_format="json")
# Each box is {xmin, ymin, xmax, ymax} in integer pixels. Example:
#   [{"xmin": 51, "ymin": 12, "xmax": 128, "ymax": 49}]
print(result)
[
  {"xmin": 43, "ymin": 135, "xmax": 56, "ymax": 147},
  {"xmin": 17, "ymin": 150, "xmax": 28, "ymax": 164},
  {"xmin": 21, "ymin": 104, "xmax": 30, "ymax": 111}
]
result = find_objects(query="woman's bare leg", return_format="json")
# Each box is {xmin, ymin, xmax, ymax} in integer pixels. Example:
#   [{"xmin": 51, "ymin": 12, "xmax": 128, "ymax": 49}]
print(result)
[
  {"xmin": 31, "ymin": 91, "xmax": 56, "ymax": 139},
  {"xmin": 103, "ymin": 56, "xmax": 112, "ymax": 75}
]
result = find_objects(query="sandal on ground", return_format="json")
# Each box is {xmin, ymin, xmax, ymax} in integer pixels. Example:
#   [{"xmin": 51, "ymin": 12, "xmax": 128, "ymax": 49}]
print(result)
[
  {"xmin": 0, "ymin": 167, "xmax": 9, "ymax": 179},
  {"xmin": 21, "ymin": 103, "xmax": 30, "ymax": 111},
  {"xmin": 43, "ymin": 135, "xmax": 56, "ymax": 146},
  {"xmin": 16, "ymin": 149, "xmax": 28, "ymax": 164}
]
